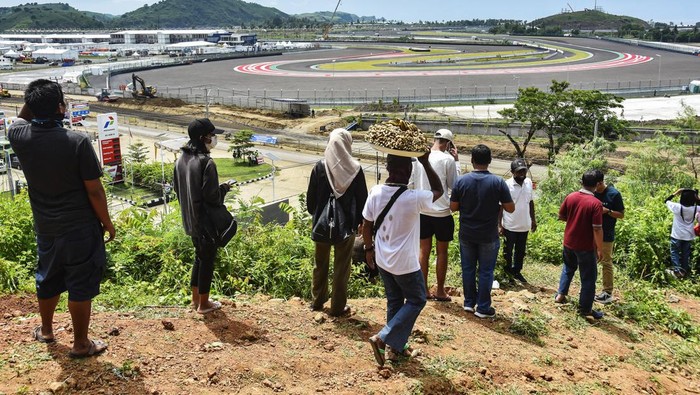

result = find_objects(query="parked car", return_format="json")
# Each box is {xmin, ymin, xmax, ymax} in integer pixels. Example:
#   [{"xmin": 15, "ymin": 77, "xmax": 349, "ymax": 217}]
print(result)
[
  {"xmin": 107, "ymin": 57, "xmax": 118, "ymax": 62},
  {"xmin": 48, "ymin": 61, "xmax": 59, "ymax": 66},
  {"xmin": 81, "ymin": 59, "xmax": 93, "ymax": 64}
]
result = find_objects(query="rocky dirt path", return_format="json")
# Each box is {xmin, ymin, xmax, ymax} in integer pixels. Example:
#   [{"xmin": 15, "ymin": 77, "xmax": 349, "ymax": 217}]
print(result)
[{"xmin": 2, "ymin": 283, "xmax": 699, "ymax": 395}]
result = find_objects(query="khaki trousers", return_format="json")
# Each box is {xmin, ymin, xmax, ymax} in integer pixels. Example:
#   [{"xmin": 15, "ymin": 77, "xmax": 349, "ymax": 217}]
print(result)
[
  {"xmin": 599, "ymin": 241, "xmax": 614, "ymax": 294},
  {"xmin": 312, "ymin": 236, "xmax": 354, "ymax": 315}
]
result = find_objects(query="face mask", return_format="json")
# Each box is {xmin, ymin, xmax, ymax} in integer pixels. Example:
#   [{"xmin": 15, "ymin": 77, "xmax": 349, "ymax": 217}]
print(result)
[
  {"xmin": 514, "ymin": 176, "xmax": 526, "ymax": 184},
  {"xmin": 205, "ymin": 135, "xmax": 217, "ymax": 150}
]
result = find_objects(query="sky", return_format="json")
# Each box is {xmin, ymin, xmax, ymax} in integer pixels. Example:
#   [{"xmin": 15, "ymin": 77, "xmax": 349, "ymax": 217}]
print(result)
[{"xmin": 2, "ymin": 0, "xmax": 698, "ymax": 25}]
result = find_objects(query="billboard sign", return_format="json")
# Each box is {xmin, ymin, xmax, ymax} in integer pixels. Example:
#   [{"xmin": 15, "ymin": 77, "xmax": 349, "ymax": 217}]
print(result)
[{"xmin": 96, "ymin": 112, "xmax": 123, "ymax": 183}]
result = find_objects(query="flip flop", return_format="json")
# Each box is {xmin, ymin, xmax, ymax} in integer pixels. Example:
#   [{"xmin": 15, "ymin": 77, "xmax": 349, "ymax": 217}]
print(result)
[
  {"xmin": 330, "ymin": 305, "xmax": 351, "ymax": 317},
  {"xmin": 69, "ymin": 339, "xmax": 108, "ymax": 359},
  {"xmin": 368, "ymin": 335, "xmax": 385, "ymax": 366},
  {"xmin": 197, "ymin": 300, "xmax": 222, "ymax": 314},
  {"xmin": 33, "ymin": 326, "xmax": 55, "ymax": 343}
]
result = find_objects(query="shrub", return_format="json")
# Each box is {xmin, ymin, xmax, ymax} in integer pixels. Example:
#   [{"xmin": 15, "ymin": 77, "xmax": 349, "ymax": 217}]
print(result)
[
  {"xmin": 612, "ymin": 284, "xmax": 699, "ymax": 340},
  {"xmin": 0, "ymin": 191, "xmax": 36, "ymax": 270}
]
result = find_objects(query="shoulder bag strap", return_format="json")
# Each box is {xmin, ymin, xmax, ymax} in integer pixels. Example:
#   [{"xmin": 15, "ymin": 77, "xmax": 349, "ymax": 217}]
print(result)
[{"xmin": 373, "ymin": 186, "xmax": 407, "ymax": 236}]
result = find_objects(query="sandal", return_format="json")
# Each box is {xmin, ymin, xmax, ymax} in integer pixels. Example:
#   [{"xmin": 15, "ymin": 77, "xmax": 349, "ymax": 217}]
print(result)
[
  {"xmin": 368, "ymin": 335, "xmax": 385, "ymax": 366},
  {"xmin": 554, "ymin": 294, "xmax": 568, "ymax": 304},
  {"xmin": 386, "ymin": 343, "xmax": 420, "ymax": 362},
  {"xmin": 69, "ymin": 339, "xmax": 108, "ymax": 359},
  {"xmin": 33, "ymin": 326, "xmax": 55, "ymax": 343},
  {"xmin": 197, "ymin": 300, "xmax": 222, "ymax": 314}
]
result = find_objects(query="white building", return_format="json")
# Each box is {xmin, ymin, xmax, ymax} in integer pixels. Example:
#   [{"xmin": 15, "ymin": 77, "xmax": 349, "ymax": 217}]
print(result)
[{"xmin": 32, "ymin": 47, "xmax": 79, "ymax": 61}]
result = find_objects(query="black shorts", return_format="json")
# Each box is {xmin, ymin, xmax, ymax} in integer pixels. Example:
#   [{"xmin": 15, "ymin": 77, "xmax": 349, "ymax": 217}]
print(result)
[
  {"xmin": 35, "ymin": 222, "xmax": 106, "ymax": 302},
  {"xmin": 419, "ymin": 214, "xmax": 455, "ymax": 242}
]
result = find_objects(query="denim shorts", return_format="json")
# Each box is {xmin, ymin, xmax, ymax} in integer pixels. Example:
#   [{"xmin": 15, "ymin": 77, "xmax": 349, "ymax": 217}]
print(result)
[
  {"xmin": 35, "ymin": 222, "xmax": 106, "ymax": 302},
  {"xmin": 419, "ymin": 214, "xmax": 455, "ymax": 242}
]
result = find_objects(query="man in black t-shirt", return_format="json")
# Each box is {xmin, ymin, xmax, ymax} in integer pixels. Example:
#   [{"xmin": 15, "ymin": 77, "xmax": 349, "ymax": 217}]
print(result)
[{"xmin": 9, "ymin": 79, "xmax": 115, "ymax": 358}]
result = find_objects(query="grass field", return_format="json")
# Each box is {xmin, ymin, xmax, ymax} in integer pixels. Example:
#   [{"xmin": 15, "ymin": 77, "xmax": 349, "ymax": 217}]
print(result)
[{"xmin": 109, "ymin": 159, "xmax": 273, "ymax": 205}]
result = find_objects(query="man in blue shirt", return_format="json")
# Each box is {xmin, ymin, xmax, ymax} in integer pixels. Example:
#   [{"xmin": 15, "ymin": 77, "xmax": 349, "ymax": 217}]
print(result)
[
  {"xmin": 451, "ymin": 145, "xmax": 514, "ymax": 318},
  {"xmin": 593, "ymin": 170, "xmax": 624, "ymax": 304}
]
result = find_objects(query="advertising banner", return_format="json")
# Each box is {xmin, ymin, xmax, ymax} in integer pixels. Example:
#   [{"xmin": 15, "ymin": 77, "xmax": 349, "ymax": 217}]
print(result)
[{"xmin": 96, "ymin": 113, "xmax": 123, "ymax": 183}]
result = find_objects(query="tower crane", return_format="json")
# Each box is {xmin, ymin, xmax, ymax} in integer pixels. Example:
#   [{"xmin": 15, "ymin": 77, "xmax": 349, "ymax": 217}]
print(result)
[{"xmin": 322, "ymin": 0, "xmax": 342, "ymax": 40}]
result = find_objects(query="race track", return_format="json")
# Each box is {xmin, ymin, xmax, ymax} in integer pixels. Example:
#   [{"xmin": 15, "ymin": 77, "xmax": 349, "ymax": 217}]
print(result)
[{"xmin": 113, "ymin": 37, "xmax": 700, "ymax": 94}]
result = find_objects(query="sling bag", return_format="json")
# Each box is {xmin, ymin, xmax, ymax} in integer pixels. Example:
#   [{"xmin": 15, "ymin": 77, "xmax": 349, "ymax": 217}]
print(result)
[{"xmin": 372, "ymin": 186, "xmax": 408, "ymax": 236}]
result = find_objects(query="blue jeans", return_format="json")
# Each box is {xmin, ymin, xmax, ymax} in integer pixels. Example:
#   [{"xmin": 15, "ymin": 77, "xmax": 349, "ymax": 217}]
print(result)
[
  {"xmin": 460, "ymin": 239, "xmax": 500, "ymax": 312},
  {"xmin": 557, "ymin": 247, "xmax": 597, "ymax": 314},
  {"xmin": 670, "ymin": 237, "xmax": 692, "ymax": 275},
  {"xmin": 503, "ymin": 229, "xmax": 529, "ymax": 274},
  {"xmin": 377, "ymin": 268, "xmax": 427, "ymax": 351}
]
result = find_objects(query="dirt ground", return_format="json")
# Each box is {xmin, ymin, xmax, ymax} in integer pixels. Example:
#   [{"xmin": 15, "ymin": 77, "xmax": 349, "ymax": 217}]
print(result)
[{"xmin": 1, "ymin": 282, "xmax": 699, "ymax": 395}]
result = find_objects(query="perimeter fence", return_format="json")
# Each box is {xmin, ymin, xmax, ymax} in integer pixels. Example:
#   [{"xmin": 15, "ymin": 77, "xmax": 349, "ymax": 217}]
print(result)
[{"xmin": 150, "ymin": 78, "xmax": 688, "ymax": 109}]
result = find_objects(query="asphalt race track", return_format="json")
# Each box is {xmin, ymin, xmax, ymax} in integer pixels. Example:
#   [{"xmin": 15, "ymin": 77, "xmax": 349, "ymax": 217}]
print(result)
[{"xmin": 112, "ymin": 37, "xmax": 700, "ymax": 94}]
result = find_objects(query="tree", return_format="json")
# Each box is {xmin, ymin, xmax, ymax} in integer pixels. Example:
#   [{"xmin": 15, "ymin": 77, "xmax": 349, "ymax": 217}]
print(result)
[
  {"xmin": 126, "ymin": 141, "xmax": 149, "ymax": 164},
  {"xmin": 498, "ymin": 80, "xmax": 628, "ymax": 162},
  {"xmin": 227, "ymin": 130, "xmax": 256, "ymax": 161},
  {"xmin": 673, "ymin": 101, "xmax": 700, "ymax": 180}
]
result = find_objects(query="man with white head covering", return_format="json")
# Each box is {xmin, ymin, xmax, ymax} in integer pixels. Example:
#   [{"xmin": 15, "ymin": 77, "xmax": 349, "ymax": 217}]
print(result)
[{"xmin": 307, "ymin": 128, "xmax": 368, "ymax": 316}]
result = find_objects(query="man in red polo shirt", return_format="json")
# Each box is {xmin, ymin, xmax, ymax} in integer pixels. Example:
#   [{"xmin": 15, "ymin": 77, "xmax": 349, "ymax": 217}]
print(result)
[{"xmin": 555, "ymin": 170, "xmax": 604, "ymax": 319}]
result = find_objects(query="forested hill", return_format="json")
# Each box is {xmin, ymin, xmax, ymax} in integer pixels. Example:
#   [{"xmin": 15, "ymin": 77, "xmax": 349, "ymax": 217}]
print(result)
[
  {"xmin": 294, "ymin": 11, "xmax": 378, "ymax": 24},
  {"xmin": 0, "ymin": 0, "xmax": 291, "ymax": 31},
  {"xmin": 532, "ymin": 10, "xmax": 650, "ymax": 30},
  {"xmin": 0, "ymin": 3, "xmax": 105, "ymax": 31},
  {"xmin": 110, "ymin": 0, "xmax": 289, "ymax": 29}
]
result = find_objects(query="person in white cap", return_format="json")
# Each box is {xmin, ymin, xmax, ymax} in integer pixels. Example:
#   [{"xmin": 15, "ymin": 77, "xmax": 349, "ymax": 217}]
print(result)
[
  {"xmin": 410, "ymin": 128, "xmax": 460, "ymax": 301},
  {"xmin": 498, "ymin": 158, "xmax": 537, "ymax": 283}
]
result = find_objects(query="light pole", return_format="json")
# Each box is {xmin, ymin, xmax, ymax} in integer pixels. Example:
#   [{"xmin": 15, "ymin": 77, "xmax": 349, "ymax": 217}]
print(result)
[
  {"xmin": 332, "ymin": 59, "xmax": 336, "ymax": 78},
  {"xmin": 656, "ymin": 54, "xmax": 662, "ymax": 88}
]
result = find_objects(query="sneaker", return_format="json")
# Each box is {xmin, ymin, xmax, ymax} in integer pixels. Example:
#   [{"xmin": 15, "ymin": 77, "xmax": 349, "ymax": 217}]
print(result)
[
  {"xmin": 595, "ymin": 291, "xmax": 613, "ymax": 304},
  {"xmin": 463, "ymin": 305, "xmax": 475, "ymax": 313},
  {"xmin": 554, "ymin": 293, "xmax": 568, "ymax": 304},
  {"xmin": 581, "ymin": 310, "xmax": 604, "ymax": 320},
  {"xmin": 474, "ymin": 307, "xmax": 496, "ymax": 318},
  {"xmin": 514, "ymin": 272, "xmax": 528, "ymax": 283}
]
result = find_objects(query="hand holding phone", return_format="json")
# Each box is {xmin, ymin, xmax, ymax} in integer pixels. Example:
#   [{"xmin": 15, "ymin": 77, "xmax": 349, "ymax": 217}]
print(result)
[{"xmin": 226, "ymin": 179, "xmax": 237, "ymax": 186}]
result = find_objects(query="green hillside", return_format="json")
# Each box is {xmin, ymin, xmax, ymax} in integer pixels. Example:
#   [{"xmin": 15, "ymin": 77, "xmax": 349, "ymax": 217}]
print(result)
[
  {"xmin": 110, "ymin": 0, "xmax": 289, "ymax": 29},
  {"xmin": 0, "ymin": 3, "xmax": 104, "ymax": 31},
  {"xmin": 294, "ymin": 11, "xmax": 377, "ymax": 24},
  {"xmin": 532, "ymin": 10, "xmax": 650, "ymax": 30}
]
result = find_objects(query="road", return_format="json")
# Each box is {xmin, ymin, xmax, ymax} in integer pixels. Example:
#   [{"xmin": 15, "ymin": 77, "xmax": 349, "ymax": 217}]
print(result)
[{"xmin": 1, "ymin": 110, "xmax": 544, "ymax": 209}]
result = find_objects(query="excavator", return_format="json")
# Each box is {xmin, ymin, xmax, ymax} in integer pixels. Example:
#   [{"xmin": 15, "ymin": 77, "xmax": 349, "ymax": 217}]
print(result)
[
  {"xmin": 131, "ymin": 73, "xmax": 157, "ymax": 98},
  {"xmin": 322, "ymin": 0, "xmax": 342, "ymax": 40}
]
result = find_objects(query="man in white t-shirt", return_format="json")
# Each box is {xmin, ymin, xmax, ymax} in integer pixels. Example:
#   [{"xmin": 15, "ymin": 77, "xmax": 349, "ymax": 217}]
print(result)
[
  {"xmin": 498, "ymin": 158, "xmax": 537, "ymax": 283},
  {"xmin": 410, "ymin": 129, "xmax": 460, "ymax": 301},
  {"xmin": 362, "ymin": 153, "xmax": 442, "ymax": 366}
]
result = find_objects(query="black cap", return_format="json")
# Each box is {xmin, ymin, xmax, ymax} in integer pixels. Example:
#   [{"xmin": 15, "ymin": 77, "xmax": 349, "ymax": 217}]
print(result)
[
  {"xmin": 188, "ymin": 118, "xmax": 224, "ymax": 140},
  {"xmin": 511, "ymin": 158, "xmax": 528, "ymax": 172}
]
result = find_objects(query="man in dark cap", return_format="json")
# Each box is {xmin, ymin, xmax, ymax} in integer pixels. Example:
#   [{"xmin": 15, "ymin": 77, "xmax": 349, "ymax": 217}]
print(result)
[
  {"xmin": 498, "ymin": 158, "xmax": 537, "ymax": 283},
  {"xmin": 173, "ymin": 118, "xmax": 232, "ymax": 314},
  {"xmin": 9, "ymin": 79, "xmax": 114, "ymax": 358}
]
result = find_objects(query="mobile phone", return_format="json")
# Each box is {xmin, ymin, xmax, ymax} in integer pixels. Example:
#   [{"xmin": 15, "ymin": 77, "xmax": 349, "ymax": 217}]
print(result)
[{"xmin": 226, "ymin": 179, "xmax": 237, "ymax": 186}]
